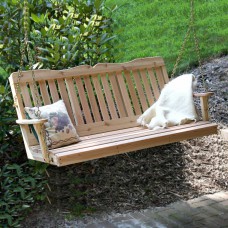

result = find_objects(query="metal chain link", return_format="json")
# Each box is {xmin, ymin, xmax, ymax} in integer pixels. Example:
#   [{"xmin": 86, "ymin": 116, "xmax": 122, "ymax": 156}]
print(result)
[
  {"xmin": 171, "ymin": 0, "xmax": 208, "ymax": 91},
  {"xmin": 15, "ymin": 0, "xmax": 50, "ymax": 162}
]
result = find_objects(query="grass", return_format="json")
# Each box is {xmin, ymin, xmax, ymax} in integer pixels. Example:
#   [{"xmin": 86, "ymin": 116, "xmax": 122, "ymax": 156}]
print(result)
[{"xmin": 106, "ymin": 0, "xmax": 227, "ymax": 75}]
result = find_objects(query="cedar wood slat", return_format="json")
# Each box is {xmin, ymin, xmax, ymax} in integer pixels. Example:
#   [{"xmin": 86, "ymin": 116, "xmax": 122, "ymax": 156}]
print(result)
[
  {"xmin": 139, "ymin": 69, "xmax": 155, "ymax": 105},
  {"xmin": 10, "ymin": 57, "xmax": 165, "ymax": 83},
  {"xmin": 161, "ymin": 66, "xmax": 169, "ymax": 84},
  {"xmin": 124, "ymin": 71, "xmax": 142, "ymax": 115},
  {"xmin": 84, "ymin": 76, "xmax": 102, "ymax": 122},
  {"xmin": 116, "ymin": 71, "xmax": 134, "ymax": 116},
  {"xmin": 48, "ymin": 79, "xmax": 59, "ymax": 102},
  {"xmin": 65, "ymin": 78, "xmax": 84, "ymax": 125},
  {"xmin": 109, "ymin": 73, "xmax": 127, "ymax": 117},
  {"xmin": 75, "ymin": 77, "xmax": 93, "ymax": 123},
  {"xmin": 155, "ymin": 67, "xmax": 166, "ymax": 90},
  {"xmin": 132, "ymin": 70, "xmax": 148, "ymax": 111},
  {"xmin": 147, "ymin": 68, "xmax": 160, "ymax": 100},
  {"xmin": 100, "ymin": 74, "xmax": 119, "ymax": 119},
  {"xmin": 51, "ymin": 121, "xmax": 213, "ymax": 153},
  {"xmin": 55, "ymin": 123, "xmax": 217, "ymax": 166},
  {"xmin": 20, "ymin": 83, "xmax": 32, "ymax": 107},
  {"xmin": 28, "ymin": 82, "xmax": 42, "ymax": 106},
  {"xmin": 92, "ymin": 76, "xmax": 110, "ymax": 121},
  {"xmin": 39, "ymin": 81, "xmax": 51, "ymax": 105},
  {"xmin": 57, "ymin": 78, "xmax": 75, "ymax": 125}
]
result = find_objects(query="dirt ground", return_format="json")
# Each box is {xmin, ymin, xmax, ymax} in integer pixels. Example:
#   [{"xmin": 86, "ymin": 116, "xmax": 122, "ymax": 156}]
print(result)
[{"xmin": 21, "ymin": 56, "xmax": 228, "ymax": 227}]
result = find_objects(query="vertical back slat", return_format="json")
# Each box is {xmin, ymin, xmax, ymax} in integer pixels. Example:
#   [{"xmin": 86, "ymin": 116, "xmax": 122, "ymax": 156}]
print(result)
[
  {"xmin": 75, "ymin": 77, "xmax": 93, "ymax": 124},
  {"xmin": 92, "ymin": 76, "xmax": 110, "ymax": 121},
  {"xmin": 57, "ymin": 78, "xmax": 75, "ymax": 125},
  {"xmin": 116, "ymin": 72, "xmax": 134, "ymax": 116},
  {"xmin": 155, "ymin": 67, "xmax": 165, "ymax": 90},
  {"xmin": 124, "ymin": 71, "xmax": 142, "ymax": 115},
  {"xmin": 147, "ymin": 69, "xmax": 160, "ymax": 101},
  {"xmin": 109, "ymin": 73, "xmax": 127, "ymax": 117},
  {"xmin": 20, "ymin": 83, "xmax": 32, "ymax": 107},
  {"xmin": 28, "ymin": 82, "xmax": 42, "ymax": 106},
  {"xmin": 39, "ymin": 81, "xmax": 51, "ymax": 105},
  {"xmin": 100, "ymin": 74, "xmax": 118, "ymax": 119},
  {"xmin": 161, "ymin": 66, "xmax": 169, "ymax": 84},
  {"xmin": 132, "ymin": 70, "xmax": 148, "ymax": 112},
  {"xmin": 139, "ymin": 69, "xmax": 155, "ymax": 105},
  {"xmin": 65, "ymin": 78, "xmax": 84, "ymax": 125},
  {"xmin": 84, "ymin": 76, "xmax": 101, "ymax": 122},
  {"xmin": 48, "ymin": 79, "xmax": 59, "ymax": 102}
]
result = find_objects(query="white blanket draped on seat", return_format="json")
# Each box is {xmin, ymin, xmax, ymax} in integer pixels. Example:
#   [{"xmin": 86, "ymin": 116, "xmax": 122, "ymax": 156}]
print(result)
[{"xmin": 137, "ymin": 74, "xmax": 199, "ymax": 130}]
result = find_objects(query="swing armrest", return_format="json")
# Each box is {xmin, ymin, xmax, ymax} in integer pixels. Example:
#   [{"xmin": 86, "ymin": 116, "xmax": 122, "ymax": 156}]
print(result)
[
  {"xmin": 193, "ymin": 92, "xmax": 214, "ymax": 121},
  {"xmin": 193, "ymin": 92, "xmax": 214, "ymax": 97},
  {"xmin": 16, "ymin": 119, "xmax": 48, "ymax": 125},
  {"xmin": 16, "ymin": 118, "xmax": 50, "ymax": 163}
]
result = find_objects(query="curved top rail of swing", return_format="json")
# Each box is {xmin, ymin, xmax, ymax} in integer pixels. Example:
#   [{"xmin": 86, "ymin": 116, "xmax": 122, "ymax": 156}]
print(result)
[{"xmin": 9, "ymin": 57, "xmax": 165, "ymax": 84}]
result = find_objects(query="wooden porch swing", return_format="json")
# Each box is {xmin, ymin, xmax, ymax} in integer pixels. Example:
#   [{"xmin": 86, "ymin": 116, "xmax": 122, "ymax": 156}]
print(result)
[{"xmin": 9, "ymin": 0, "xmax": 217, "ymax": 166}]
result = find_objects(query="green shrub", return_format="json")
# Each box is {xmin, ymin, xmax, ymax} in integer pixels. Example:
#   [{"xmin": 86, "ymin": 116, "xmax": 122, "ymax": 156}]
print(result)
[
  {"xmin": 0, "ymin": 0, "xmax": 115, "ymax": 74},
  {"xmin": 0, "ymin": 0, "xmax": 115, "ymax": 226}
]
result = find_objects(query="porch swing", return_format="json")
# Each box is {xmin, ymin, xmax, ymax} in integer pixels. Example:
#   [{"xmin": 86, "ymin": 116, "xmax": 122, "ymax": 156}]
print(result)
[{"xmin": 9, "ymin": 0, "xmax": 217, "ymax": 166}]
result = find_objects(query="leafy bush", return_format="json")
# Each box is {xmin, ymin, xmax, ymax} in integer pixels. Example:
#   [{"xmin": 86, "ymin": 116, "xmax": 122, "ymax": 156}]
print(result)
[
  {"xmin": 0, "ymin": 83, "xmax": 48, "ymax": 227},
  {"xmin": 0, "ymin": 0, "xmax": 115, "ymax": 73},
  {"xmin": 0, "ymin": 0, "xmax": 115, "ymax": 226}
]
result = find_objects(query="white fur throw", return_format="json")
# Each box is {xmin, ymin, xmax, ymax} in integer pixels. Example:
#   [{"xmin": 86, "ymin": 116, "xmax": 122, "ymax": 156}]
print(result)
[{"xmin": 137, "ymin": 74, "xmax": 198, "ymax": 130}]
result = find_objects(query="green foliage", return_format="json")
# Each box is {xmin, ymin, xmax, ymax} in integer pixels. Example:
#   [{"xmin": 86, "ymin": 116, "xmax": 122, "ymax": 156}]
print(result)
[
  {"xmin": 0, "ymin": 0, "xmax": 115, "ymax": 74},
  {"xmin": 0, "ymin": 83, "xmax": 48, "ymax": 227},
  {"xmin": 0, "ymin": 162, "xmax": 48, "ymax": 227},
  {"xmin": 106, "ymin": 0, "xmax": 227, "ymax": 75},
  {"xmin": 0, "ymin": 0, "xmax": 115, "ymax": 226}
]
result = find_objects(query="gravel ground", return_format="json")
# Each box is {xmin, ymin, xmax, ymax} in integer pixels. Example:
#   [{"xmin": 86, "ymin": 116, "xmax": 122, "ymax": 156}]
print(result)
[{"xmin": 21, "ymin": 56, "xmax": 228, "ymax": 227}]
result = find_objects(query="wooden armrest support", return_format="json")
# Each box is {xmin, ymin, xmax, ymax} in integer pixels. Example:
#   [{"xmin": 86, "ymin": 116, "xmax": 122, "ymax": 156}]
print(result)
[
  {"xmin": 193, "ymin": 92, "xmax": 214, "ymax": 121},
  {"xmin": 16, "ymin": 119, "xmax": 48, "ymax": 125},
  {"xmin": 17, "ymin": 118, "xmax": 50, "ymax": 163},
  {"xmin": 193, "ymin": 92, "xmax": 214, "ymax": 97}
]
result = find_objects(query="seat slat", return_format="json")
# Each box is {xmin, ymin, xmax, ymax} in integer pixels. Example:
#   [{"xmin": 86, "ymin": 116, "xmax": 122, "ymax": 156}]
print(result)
[
  {"xmin": 53, "ymin": 122, "xmax": 217, "ymax": 166},
  {"xmin": 65, "ymin": 78, "xmax": 84, "ymax": 125},
  {"xmin": 100, "ymin": 74, "xmax": 119, "ymax": 119},
  {"xmin": 52, "ymin": 121, "xmax": 213, "ymax": 153}
]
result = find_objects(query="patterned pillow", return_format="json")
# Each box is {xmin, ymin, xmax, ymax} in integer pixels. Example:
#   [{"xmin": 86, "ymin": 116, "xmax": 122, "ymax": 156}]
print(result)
[{"xmin": 24, "ymin": 100, "xmax": 80, "ymax": 149}]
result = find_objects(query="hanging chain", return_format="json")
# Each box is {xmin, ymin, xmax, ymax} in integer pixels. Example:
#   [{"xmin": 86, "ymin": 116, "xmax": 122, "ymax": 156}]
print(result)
[
  {"xmin": 15, "ymin": 0, "xmax": 50, "ymax": 162},
  {"xmin": 171, "ymin": 0, "xmax": 208, "ymax": 91},
  {"xmin": 171, "ymin": 26, "xmax": 191, "ymax": 79},
  {"xmin": 190, "ymin": 1, "xmax": 208, "ymax": 91}
]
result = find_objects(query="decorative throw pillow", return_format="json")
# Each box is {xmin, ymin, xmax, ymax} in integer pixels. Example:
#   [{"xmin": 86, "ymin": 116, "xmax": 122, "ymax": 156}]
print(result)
[{"xmin": 24, "ymin": 100, "xmax": 80, "ymax": 149}]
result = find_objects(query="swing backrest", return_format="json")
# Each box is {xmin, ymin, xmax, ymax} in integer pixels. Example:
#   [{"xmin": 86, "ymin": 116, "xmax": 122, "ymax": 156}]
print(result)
[{"xmin": 9, "ymin": 57, "xmax": 169, "ymax": 138}]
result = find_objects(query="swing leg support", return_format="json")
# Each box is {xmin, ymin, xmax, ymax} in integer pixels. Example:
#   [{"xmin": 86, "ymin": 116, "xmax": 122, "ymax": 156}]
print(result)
[{"xmin": 193, "ymin": 92, "xmax": 214, "ymax": 121}]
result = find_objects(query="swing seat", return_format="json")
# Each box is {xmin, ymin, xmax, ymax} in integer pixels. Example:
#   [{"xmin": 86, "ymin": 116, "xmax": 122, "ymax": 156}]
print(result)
[{"xmin": 9, "ymin": 57, "xmax": 217, "ymax": 166}]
